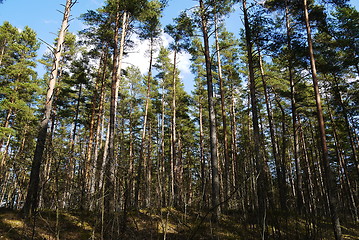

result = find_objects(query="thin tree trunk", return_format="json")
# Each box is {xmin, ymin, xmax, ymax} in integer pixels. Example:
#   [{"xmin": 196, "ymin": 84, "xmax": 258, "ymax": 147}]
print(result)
[
  {"xmin": 160, "ymin": 83, "xmax": 166, "ymax": 207},
  {"xmin": 242, "ymin": 0, "xmax": 267, "ymax": 231},
  {"xmin": 135, "ymin": 31, "xmax": 153, "ymax": 209},
  {"xmin": 199, "ymin": 97, "xmax": 206, "ymax": 207},
  {"xmin": 145, "ymin": 124, "xmax": 153, "ymax": 207},
  {"xmin": 230, "ymin": 85, "xmax": 239, "ymax": 209},
  {"xmin": 333, "ymin": 77, "xmax": 359, "ymax": 178},
  {"xmin": 171, "ymin": 49, "xmax": 178, "ymax": 207},
  {"xmin": 68, "ymin": 83, "xmax": 83, "ymax": 208},
  {"xmin": 303, "ymin": 0, "xmax": 342, "ymax": 238},
  {"xmin": 22, "ymin": 0, "xmax": 75, "ymax": 217},
  {"xmin": 285, "ymin": 0, "xmax": 304, "ymax": 213},
  {"xmin": 89, "ymin": 49, "xmax": 109, "ymax": 207},
  {"xmin": 215, "ymin": 18, "xmax": 230, "ymax": 207},
  {"xmin": 257, "ymin": 50, "xmax": 286, "ymax": 210},
  {"xmin": 0, "ymin": 39, "xmax": 6, "ymax": 66},
  {"xmin": 93, "ymin": 74, "xmax": 107, "ymax": 203},
  {"xmin": 298, "ymin": 116, "xmax": 317, "ymax": 215},
  {"xmin": 86, "ymin": 48, "xmax": 108, "ymax": 201},
  {"xmin": 0, "ymin": 108, "xmax": 13, "ymax": 170},
  {"xmin": 327, "ymin": 104, "xmax": 359, "ymax": 223}
]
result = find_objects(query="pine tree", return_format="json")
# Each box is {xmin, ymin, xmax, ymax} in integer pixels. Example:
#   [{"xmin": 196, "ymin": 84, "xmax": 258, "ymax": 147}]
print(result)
[{"xmin": 22, "ymin": 0, "xmax": 76, "ymax": 218}]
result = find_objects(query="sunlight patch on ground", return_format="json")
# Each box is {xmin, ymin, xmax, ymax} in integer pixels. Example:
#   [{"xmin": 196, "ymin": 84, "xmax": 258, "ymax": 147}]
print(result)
[
  {"xmin": 2, "ymin": 218, "xmax": 24, "ymax": 228},
  {"xmin": 62, "ymin": 212, "xmax": 93, "ymax": 231}
]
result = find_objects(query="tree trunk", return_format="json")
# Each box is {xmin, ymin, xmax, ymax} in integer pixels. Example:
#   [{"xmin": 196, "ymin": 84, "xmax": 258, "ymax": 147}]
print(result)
[
  {"xmin": 333, "ymin": 77, "xmax": 359, "ymax": 178},
  {"xmin": 21, "ymin": 0, "xmax": 74, "ymax": 217},
  {"xmin": 86, "ymin": 47, "xmax": 108, "ymax": 202},
  {"xmin": 199, "ymin": 97, "xmax": 207, "ymax": 207},
  {"xmin": 242, "ymin": 0, "xmax": 267, "ymax": 230},
  {"xmin": 135, "ymin": 31, "xmax": 153, "ymax": 209},
  {"xmin": 327, "ymin": 104, "xmax": 358, "ymax": 223},
  {"xmin": 215, "ymin": 18, "xmax": 230, "ymax": 207},
  {"xmin": 285, "ymin": 1, "xmax": 304, "ymax": 213},
  {"xmin": 258, "ymin": 49, "xmax": 286, "ymax": 210},
  {"xmin": 0, "ymin": 39, "xmax": 6, "ymax": 66},
  {"xmin": 104, "ymin": 9, "xmax": 128, "ymax": 239},
  {"xmin": 298, "ymin": 116, "xmax": 317, "ymax": 215},
  {"xmin": 171, "ymin": 49, "xmax": 178, "ymax": 207},
  {"xmin": 93, "ymin": 71, "xmax": 107, "ymax": 204},
  {"xmin": 199, "ymin": 0, "xmax": 220, "ymax": 221},
  {"xmin": 303, "ymin": 0, "xmax": 342, "ymax": 238},
  {"xmin": 160, "ymin": 85, "xmax": 166, "ymax": 207}
]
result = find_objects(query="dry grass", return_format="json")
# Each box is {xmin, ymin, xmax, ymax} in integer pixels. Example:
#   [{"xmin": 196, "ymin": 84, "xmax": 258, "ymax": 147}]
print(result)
[{"xmin": 0, "ymin": 207, "xmax": 358, "ymax": 239}]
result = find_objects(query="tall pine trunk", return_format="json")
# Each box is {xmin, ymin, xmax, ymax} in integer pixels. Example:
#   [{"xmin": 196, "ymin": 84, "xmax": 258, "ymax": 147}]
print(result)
[
  {"xmin": 103, "ymin": 9, "xmax": 127, "ymax": 238},
  {"xmin": 257, "ymin": 49, "xmax": 286, "ymax": 210},
  {"xmin": 215, "ymin": 19, "xmax": 230, "ymax": 206},
  {"xmin": 285, "ymin": 0, "xmax": 304, "ymax": 213},
  {"xmin": 199, "ymin": 0, "xmax": 220, "ymax": 221},
  {"xmin": 242, "ymin": 0, "xmax": 267, "ymax": 232},
  {"xmin": 171, "ymin": 49, "xmax": 178, "ymax": 207},
  {"xmin": 303, "ymin": 0, "xmax": 342, "ymax": 238},
  {"xmin": 22, "ymin": 0, "xmax": 74, "ymax": 217},
  {"xmin": 135, "ymin": 33, "xmax": 153, "ymax": 209}
]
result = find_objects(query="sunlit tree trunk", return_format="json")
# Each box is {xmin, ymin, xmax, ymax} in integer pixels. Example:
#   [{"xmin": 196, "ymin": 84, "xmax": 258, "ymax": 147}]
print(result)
[
  {"xmin": 22, "ymin": 0, "xmax": 75, "ymax": 217},
  {"xmin": 303, "ymin": 0, "xmax": 342, "ymax": 238},
  {"xmin": 171, "ymin": 49, "xmax": 178, "ymax": 207},
  {"xmin": 215, "ymin": 18, "xmax": 230, "ymax": 206},
  {"xmin": 199, "ymin": 0, "xmax": 221, "ymax": 221},
  {"xmin": 103, "ymin": 8, "xmax": 128, "ymax": 238}
]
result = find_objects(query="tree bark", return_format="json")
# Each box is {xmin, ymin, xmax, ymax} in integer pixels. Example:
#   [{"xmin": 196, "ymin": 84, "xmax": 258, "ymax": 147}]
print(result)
[
  {"xmin": 199, "ymin": 0, "xmax": 221, "ymax": 221},
  {"xmin": 199, "ymin": 96, "xmax": 207, "ymax": 207},
  {"xmin": 242, "ymin": 0, "xmax": 267, "ymax": 230},
  {"xmin": 332, "ymin": 77, "xmax": 359, "ymax": 178},
  {"xmin": 328, "ymin": 106, "xmax": 358, "ymax": 222},
  {"xmin": 303, "ymin": 0, "xmax": 342, "ymax": 238},
  {"xmin": 171, "ymin": 49, "xmax": 178, "ymax": 207},
  {"xmin": 135, "ymin": 28, "xmax": 153, "ymax": 209},
  {"xmin": 104, "ymin": 9, "xmax": 128, "ymax": 239},
  {"xmin": 22, "ymin": 0, "xmax": 74, "ymax": 218},
  {"xmin": 215, "ymin": 18, "xmax": 230, "ymax": 207},
  {"xmin": 258, "ymin": 49, "xmax": 286, "ymax": 210},
  {"xmin": 285, "ymin": 0, "xmax": 304, "ymax": 213}
]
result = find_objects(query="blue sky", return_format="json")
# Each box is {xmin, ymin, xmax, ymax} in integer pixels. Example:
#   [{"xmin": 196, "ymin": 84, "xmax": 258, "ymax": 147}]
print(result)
[
  {"xmin": 0, "ymin": 0, "xmax": 196, "ymax": 58},
  {"xmin": 0, "ymin": 0, "xmax": 358, "ymax": 93},
  {"xmin": 0, "ymin": 0, "xmax": 197, "ymax": 91}
]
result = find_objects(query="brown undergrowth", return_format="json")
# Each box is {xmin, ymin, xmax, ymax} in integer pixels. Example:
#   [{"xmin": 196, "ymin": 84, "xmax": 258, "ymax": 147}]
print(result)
[{"xmin": 0, "ymin": 207, "xmax": 358, "ymax": 239}]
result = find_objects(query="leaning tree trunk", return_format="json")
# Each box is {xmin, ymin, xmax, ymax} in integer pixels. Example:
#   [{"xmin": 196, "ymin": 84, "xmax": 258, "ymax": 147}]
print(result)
[
  {"xmin": 303, "ymin": 0, "xmax": 342, "ymax": 238},
  {"xmin": 22, "ymin": 0, "xmax": 75, "ymax": 218}
]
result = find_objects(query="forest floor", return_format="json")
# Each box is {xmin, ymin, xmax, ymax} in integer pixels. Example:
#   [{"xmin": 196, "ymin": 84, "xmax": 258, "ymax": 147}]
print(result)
[{"xmin": 0, "ymin": 207, "xmax": 358, "ymax": 239}]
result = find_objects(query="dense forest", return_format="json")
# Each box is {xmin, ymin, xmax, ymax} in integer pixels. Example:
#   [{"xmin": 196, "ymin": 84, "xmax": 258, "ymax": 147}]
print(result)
[{"xmin": 0, "ymin": 0, "xmax": 359, "ymax": 239}]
